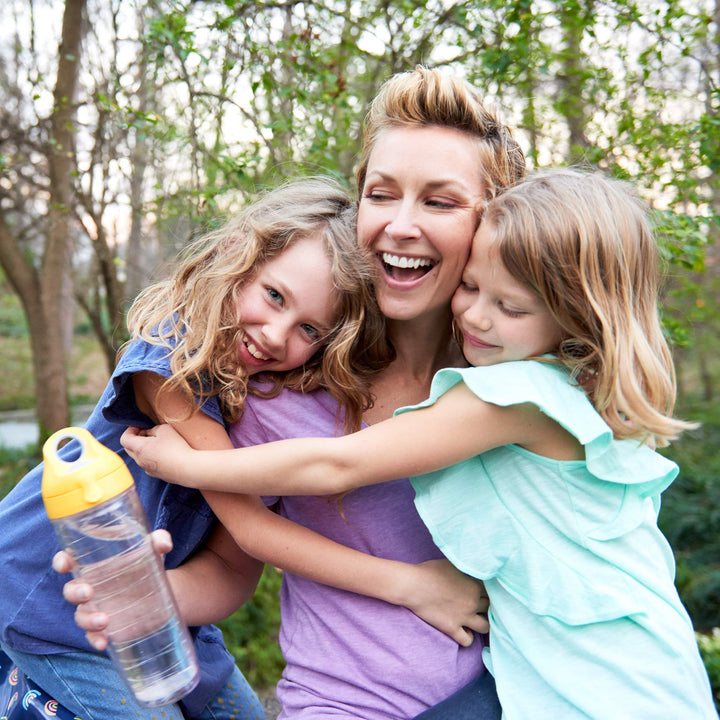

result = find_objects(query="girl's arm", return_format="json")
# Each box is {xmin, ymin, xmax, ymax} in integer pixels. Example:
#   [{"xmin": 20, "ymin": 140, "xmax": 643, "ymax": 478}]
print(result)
[
  {"xmin": 122, "ymin": 382, "xmax": 568, "ymax": 496},
  {"xmin": 201, "ymin": 488, "xmax": 489, "ymax": 645},
  {"xmin": 137, "ymin": 372, "xmax": 490, "ymax": 646}
]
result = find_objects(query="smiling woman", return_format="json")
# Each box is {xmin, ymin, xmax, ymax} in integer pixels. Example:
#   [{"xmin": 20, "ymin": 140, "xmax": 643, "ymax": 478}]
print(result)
[{"xmin": 60, "ymin": 66, "xmax": 528, "ymax": 720}]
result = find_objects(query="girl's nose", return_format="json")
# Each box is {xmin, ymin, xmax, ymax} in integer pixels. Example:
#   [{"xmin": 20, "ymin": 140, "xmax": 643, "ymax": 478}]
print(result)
[
  {"xmin": 385, "ymin": 201, "xmax": 422, "ymax": 241},
  {"xmin": 463, "ymin": 300, "xmax": 492, "ymax": 332},
  {"xmin": 261, "ymin": 318, "xmax": 291, "ymax": 354}
]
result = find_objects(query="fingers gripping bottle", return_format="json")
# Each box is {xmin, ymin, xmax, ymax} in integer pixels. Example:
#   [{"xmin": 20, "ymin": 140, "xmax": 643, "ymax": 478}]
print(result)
[{"xmin": 42, "ymin": 428, "xmax": 199, "ymax": 708}]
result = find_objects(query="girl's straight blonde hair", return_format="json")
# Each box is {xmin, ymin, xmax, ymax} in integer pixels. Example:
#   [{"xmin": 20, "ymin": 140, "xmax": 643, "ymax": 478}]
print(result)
[
  {"xmin": 356, "ymin": 65, "xmax": 526, "ymax": 200},
  {"xmin": 126, "ymin": 176, "xmax": 390, "ymax": 431},
  {"xmin": 484, "ymin": 168, "xmax": 695, "ymax": 447}
]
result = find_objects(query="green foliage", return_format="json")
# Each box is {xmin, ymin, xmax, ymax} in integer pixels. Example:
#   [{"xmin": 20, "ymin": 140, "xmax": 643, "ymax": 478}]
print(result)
[
  {"xmin": 216, "ymin": 565, "xmax": 284, "ymax": 693},
  {"xmin": 0, "ymin": 444, "xmax": 40, "ymax": 496},
  {"xmin": 660, "ymin": 404, "xmax": 720, "ymax": 634},
  {"xmin": 698, "ymin": 630, "xmax": 720, "ymax": 710},
  {"xmin": 0, "ymin": 289, "xmax": 26, "ymax": 338}
]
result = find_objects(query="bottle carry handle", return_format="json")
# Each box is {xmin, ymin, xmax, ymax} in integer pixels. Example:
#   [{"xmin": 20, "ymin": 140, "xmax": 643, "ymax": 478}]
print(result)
[
  {"xmin": 42, "ymin": 428, "xmax": 133, "ymax": 517},
  {"xmin": 44, "ymin": 428, "xmax": 104, "ymax": 504}
]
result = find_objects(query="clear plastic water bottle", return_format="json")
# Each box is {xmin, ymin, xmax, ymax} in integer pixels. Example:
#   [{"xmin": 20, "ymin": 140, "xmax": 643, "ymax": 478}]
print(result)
[{"xmin": 42, "ymin": 427, "xmax": 200, "ymax": 708}]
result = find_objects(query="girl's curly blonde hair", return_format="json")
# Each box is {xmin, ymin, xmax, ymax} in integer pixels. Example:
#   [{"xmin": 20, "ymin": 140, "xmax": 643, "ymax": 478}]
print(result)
[{"xmin": 125, "ymin": 176, "xmax": 391, "ymax": 431}]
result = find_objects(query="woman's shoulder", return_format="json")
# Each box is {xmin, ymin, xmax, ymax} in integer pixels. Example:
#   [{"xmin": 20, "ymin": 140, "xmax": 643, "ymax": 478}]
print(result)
[{"xmin": 232, "ymin": 386, "xmax": 342, "ymax": 446}]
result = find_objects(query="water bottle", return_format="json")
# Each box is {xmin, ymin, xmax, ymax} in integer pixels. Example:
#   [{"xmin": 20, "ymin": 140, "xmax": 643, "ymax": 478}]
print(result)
[{"xmin": 41, "ymin": 427, "xmax": 200, "ymax": 708}]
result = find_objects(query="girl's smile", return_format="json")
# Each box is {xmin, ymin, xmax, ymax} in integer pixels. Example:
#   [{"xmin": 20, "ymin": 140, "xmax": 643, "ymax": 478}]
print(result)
[
  {"xmin": 452, "ymin": 221, "xmax": 564, "ymax": 366},
  {"xmin": 235, "ymin": 236, "xmax": 338, "ymax": 375}
]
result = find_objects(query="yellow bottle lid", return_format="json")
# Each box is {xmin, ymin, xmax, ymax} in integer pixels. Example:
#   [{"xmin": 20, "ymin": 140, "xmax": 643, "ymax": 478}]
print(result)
[{"xmin": 42, "ymin": 427, "xmax": 134, "ymax": 519}]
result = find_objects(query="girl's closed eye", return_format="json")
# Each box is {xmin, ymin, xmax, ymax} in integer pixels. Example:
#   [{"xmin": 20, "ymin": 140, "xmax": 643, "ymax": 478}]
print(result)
[{"xmin": 498, "ymin": 301, "xmax": 526, "ymax": 318}]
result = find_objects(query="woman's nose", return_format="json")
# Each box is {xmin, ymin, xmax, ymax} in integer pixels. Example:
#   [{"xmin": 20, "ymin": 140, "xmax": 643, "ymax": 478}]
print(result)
[{"xmin": 385, "ymin": 201, "xmax": 422, "ymax": 241}]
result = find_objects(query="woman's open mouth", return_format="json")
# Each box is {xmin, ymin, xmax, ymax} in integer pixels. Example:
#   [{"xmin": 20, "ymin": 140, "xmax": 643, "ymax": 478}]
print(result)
[{"xmin": 381, "ymin": 252, "xmax": 435, "ymax": 282}]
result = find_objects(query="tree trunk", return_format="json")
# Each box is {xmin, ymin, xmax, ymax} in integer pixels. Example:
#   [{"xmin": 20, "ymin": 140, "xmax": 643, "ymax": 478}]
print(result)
[{"xmin": 0, "ymin": 0, "xmax": 87, "ymax": 446}]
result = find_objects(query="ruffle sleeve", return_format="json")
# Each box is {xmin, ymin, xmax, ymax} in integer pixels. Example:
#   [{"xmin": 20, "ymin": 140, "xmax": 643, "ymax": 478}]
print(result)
[
  {"xmin": 102, "ymin": 338, "xmax": 223, "ymax": 429},
  {"xmin": 398, "ymin": 361, "xmax": 680, "ymax": 625},
  {"xmin": 399, "ymin": 360, "xmax": 678, "ymax": 503}
]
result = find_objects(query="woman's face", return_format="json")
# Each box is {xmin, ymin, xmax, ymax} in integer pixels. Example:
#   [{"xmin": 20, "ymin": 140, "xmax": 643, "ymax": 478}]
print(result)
[
  {"xmin": 234, "ymin": 236, "xmax": 338, "ymax": 375},
  {"xmin": 357, "ymin": 125, "xmax": 487, "ymax": 323}
]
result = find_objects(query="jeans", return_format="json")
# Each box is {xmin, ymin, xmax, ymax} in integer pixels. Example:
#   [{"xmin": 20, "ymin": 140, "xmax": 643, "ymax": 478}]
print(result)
[
  {"xmin": 412, "ymin": 671, "xmax": 502, "ymax": 720},
  {"xmin": 0, "ymin": 643, "xmax": 265, "ymax": 720}
]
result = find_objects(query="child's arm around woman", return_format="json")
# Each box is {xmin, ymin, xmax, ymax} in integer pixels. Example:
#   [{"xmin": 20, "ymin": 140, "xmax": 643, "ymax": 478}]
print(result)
[{"xmin": 122, "ymin": 377, "xmax": 582, "ymax": 496}]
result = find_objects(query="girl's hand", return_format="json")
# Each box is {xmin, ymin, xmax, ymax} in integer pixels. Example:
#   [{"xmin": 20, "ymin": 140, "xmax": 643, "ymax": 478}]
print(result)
[
  {"xmin": 121, "ymin": 424, "xmax": 199, "ymax": 485},
  {"xmin": 52, "ymin": 529, "xmax": 174, "ymax": 651},
  {"xmin": 400, "ymin": 559, "xmax": 489, "ymax": 647}
]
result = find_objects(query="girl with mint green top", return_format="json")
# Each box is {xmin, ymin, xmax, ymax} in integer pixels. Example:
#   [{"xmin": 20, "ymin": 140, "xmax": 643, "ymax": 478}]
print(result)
[{"xmin": 122, "ymin": 169, "xmax": 717, "ymax": 719}]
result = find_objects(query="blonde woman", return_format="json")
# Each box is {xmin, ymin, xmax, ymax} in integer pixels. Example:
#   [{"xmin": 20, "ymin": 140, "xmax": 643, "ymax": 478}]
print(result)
[{"xmin": 68, "ymin": 67, "xmax": 526, "ymax": 719}]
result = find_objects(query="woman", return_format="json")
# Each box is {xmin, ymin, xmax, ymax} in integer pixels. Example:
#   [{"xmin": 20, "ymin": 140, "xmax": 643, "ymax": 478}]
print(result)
[{"xmin": 67, "ymin": 67, "xmax": 526, "ymax": 719}]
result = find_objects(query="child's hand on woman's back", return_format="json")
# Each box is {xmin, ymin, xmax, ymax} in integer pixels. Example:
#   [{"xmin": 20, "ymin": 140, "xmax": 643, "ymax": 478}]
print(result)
[{"xmin": 400, "ymin": 559, "xmax": 490, "ymax": 647}]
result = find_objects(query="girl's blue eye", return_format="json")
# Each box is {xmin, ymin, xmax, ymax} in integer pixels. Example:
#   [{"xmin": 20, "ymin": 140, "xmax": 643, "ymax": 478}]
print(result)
[
  {"xmin": 266, "ymin": 287, "xmax": 283, "ymax": 305},
  {"xmin": 301, "ymin": 324, "xmax": 321, "ymax": 341}
]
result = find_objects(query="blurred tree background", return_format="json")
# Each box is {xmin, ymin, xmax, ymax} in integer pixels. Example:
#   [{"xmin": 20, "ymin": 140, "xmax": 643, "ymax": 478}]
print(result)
[{"xmin": 0, "ymin": 0, "xmax": 719, "ymax": 706}]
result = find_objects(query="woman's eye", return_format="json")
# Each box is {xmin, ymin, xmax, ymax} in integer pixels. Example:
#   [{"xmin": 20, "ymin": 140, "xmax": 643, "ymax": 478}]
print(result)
[
  {"xmin": 364, "ymin": 190, "xmax": 393, "ymax": 202},
  {"xmin": 266, "ymin": 287, "xmax": 283, "ymax": 305},
  {"xmin": 427, "ymin": 200, "xmax": 456, "ymax": 209}
]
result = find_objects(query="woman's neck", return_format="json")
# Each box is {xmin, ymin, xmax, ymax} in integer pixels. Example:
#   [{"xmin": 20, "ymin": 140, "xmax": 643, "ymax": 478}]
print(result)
[
  {"xmin": 364, "ymin": 312, "xmax": 466, "ymax": 424},
  {"xmin": 389, "ymin": 315, "xmax": 464, "ymax": 379}
]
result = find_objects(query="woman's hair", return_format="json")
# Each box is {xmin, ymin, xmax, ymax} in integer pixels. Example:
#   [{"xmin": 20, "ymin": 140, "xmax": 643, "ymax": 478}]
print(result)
[
  {"xmin": 356, "ymin": 65, "xmax": 526, "ymax": 201},
  {"xmin": 126, "ymin": 176, "xmax": 390, "ymax": 431},
  {"xmin": 483, "ymin": 168, "xmax": 695, "ymax": 447}
]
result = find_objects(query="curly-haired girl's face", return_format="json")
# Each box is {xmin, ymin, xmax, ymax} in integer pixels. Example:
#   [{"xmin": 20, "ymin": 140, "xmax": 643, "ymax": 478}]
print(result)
[{"xmin": 234, "ymin": 236, "xmax": 339, "ymax": 374}]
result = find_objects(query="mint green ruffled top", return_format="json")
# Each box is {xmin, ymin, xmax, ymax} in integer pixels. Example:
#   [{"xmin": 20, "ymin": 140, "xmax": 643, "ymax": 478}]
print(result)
[{"xmin": 397, "ymin": 361, "xmax": 716, "ymax": 719}]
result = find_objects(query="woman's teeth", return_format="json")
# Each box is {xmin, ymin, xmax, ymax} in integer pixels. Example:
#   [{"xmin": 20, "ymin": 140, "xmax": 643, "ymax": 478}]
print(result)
[{"xmin": 382, "ymin": 252, "xmax": 433, "ymax": 270}]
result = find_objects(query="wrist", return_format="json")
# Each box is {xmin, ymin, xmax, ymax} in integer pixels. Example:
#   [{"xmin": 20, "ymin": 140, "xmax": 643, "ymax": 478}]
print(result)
[{"xmin": 373, "ymin": 560, "xmax": 419, "ymax": 608}]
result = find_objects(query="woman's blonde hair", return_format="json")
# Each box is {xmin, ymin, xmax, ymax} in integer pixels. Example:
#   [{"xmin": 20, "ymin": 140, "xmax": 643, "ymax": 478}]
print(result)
[
  {"xmin": 126, "ymin": 176, "xmax": 390, "ymax": 431},
  {"xmin": 483, "ymin": 168, "xmax": 695, "ymax": 447},
  {"xmin": 356, "ymin": 66, "xmax": 526, "ymax": 200}
]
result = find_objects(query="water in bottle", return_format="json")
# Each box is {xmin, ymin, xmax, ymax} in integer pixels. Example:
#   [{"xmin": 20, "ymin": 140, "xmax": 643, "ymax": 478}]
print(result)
[{"xmin": 42, "ymin": 427, "xmax": 200, "ymax": 708}]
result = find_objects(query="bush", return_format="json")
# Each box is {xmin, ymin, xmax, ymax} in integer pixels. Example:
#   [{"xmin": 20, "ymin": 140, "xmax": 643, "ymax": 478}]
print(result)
[
  {"xmin": 698, "ymin": 630, "xmax": 720, "ymax": 712},
  {"xmin": 660, "ymin": 407, "xmax": 720, "ymax": 633},
  {"xmin": 217, "ymin": 565, "xmax": 284, "ymax": 693}
]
